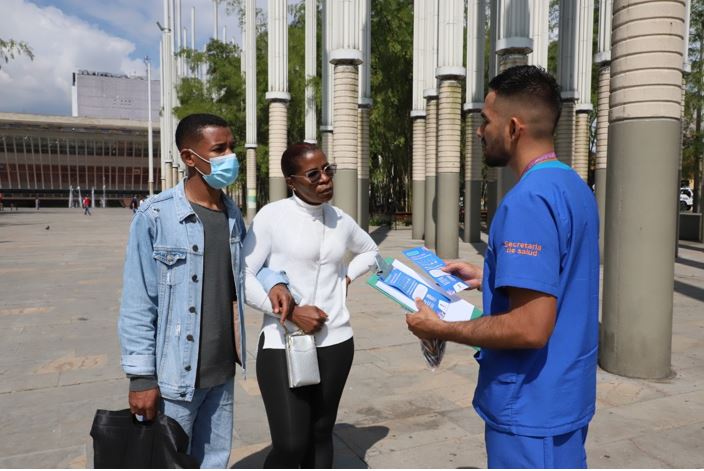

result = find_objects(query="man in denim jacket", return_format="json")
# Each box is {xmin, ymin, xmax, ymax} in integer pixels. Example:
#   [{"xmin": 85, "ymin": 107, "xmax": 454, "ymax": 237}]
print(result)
[{"xmin": 118, "ymin": 114, "xmax": 292, "ymax": 468}]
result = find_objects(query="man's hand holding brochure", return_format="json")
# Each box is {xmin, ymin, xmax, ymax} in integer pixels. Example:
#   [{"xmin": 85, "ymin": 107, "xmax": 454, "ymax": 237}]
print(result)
[{"xmin": 367, "ymin": 247, "xmax": 483, "ymax": 368}]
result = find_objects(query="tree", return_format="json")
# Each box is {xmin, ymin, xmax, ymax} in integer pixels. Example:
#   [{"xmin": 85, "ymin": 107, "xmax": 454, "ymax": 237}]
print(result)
[
  {"xmin": 0, "ymin": 39, "xmax": 33, "ymax": 69},
  {"xmin": 369, "ymin": 0, "xmax": 414, "ymax": 215}
]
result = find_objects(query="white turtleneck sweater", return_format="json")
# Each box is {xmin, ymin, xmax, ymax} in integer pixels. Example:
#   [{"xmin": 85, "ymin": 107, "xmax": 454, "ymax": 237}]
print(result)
[{"xmin": 243, "ymin": 194, "xmax": 378, "ymax": 349}]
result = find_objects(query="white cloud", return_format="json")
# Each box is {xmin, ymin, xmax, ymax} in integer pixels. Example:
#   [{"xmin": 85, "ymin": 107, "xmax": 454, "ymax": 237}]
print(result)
[{"xmin": 0, "ymin": 0, "xmax": 152, "ymax": 115}]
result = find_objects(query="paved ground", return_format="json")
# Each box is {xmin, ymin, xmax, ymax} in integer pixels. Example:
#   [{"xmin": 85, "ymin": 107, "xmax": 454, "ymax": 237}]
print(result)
[{"xmin": 0, "ymin": 207, "xmax": 702, "ymax": 468}]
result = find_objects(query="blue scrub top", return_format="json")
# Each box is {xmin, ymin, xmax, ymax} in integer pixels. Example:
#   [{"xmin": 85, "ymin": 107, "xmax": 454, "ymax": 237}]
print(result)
[{"xmin": 473, "ymin": 161, "xmax": 600, "ymax": 437}]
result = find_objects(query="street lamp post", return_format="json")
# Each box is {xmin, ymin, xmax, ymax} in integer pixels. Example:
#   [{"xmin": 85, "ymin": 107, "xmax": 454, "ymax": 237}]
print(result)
[{"xmin": 145, "ymin": 56, "xmax": 154, "ymax": 196}]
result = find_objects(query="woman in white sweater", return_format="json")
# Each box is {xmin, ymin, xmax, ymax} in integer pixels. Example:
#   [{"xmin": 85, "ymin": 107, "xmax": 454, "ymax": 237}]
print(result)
[{"xmin": 243, "ymin": 143, "xmax": 378, "ymax": 468}]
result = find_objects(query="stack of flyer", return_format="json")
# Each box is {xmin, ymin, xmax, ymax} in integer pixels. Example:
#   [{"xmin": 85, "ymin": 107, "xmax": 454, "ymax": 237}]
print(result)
[{"xmin": 367, "ymin": 246, "xmax": 483, "ymax": 323}]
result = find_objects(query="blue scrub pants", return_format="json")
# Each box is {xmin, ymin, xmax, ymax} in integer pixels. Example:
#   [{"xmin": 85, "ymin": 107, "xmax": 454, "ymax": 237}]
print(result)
[{"xmin": 485, "ymin": 424, "xmax": 588, "ymax": 469}]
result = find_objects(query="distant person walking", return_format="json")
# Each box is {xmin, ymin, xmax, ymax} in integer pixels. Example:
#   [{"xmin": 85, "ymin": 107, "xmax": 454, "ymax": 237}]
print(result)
[
  {"xmin": 0, "ymin": 192, "xmax": 4, "ymax": 211},
  {"xmin": 129, "ymin": 195, "xmax": 138, "ymax": 214},
  {"xmin": 35, "ymin": 198, "xmax": 40, "ymax": 211},
  {"xmin": 83, "ymin": 196, "xmax": 92, "ymax": 216}
]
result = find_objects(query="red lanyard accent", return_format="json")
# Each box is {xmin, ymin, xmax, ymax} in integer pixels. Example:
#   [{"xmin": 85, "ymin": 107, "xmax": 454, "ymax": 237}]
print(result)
[{"xmin": 520, "ymin": 152, "xmax": 557, "ymax": 179}]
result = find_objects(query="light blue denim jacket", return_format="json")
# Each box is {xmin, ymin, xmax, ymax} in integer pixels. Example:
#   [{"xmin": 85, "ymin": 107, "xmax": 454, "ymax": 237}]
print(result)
[{"xmin": 118, "ymin": 180, "xmax": 285, "ymax": 401}]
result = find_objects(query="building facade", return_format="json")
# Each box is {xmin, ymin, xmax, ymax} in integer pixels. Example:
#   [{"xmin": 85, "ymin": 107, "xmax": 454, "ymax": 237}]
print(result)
[{"xmin": 0, "ymin": 113, "xmax": 160, "ymax": 206}]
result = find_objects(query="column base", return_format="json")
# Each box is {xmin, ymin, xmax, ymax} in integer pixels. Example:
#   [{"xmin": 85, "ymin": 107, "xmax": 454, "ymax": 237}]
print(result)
[
  {"xmin": 437, "ymin": 172, "xmax": 459, "ymax": 258},
  {"xmin": 335, "ymin": 168, "xmax": 358, "ymax": 222},
  {"xmin": 424, "ymin": 176, "xmax": 437, "ymax": 249},
  {"xmin": 358, "ymin": 178, "xmax": 369, "ymax": 231},
  {"xmin": 412, "ymin": 180, "xmax": 425, "ymax": 240},
  {"xmin": 464, "ymin": 179, "xmax": 482, "ymax": 242},
  {"xmin": 600, "ymin": 118, "xmax": 680, "ymax": 379},
  {"xmin": 269, "ymin": 177, "xmax": 287, "ymax": 203}
]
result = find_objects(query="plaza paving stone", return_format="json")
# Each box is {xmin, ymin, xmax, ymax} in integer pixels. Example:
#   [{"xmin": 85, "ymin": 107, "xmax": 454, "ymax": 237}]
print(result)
[{"xmin": 0, "ymin": 208, "xmax": 702, "ymax": 468}]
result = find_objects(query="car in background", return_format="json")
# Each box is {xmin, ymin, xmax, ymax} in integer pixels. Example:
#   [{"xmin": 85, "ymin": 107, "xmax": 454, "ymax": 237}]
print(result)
[{"xmin": 680, "ymin": 187, "xmax": 694, "ymax": 211}]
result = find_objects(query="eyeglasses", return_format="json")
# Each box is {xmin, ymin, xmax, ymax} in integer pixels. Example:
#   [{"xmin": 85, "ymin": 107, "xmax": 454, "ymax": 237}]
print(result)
[{"xmin": 289, "ymin": 163, "xmax": 337, "ymax": 184}]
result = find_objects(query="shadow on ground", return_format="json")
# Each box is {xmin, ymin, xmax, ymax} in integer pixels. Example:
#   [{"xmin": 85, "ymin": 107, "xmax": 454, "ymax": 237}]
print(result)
[{"xmin": 231, "ymin": 423, "xmax": 389, "ymax": 469}]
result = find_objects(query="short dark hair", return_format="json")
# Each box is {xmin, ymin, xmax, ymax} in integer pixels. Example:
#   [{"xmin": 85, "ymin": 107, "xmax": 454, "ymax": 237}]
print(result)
[
  {"xmin": 175, "ymin": 113, "xmax": 229, "ymax": 150},
  {"xmin": 281, "ymin": 142, "xmax": 320, "ymax": 177},
  {"xmin": 488, "ymin": 65, "xmax": 562, "ymax": 134}
]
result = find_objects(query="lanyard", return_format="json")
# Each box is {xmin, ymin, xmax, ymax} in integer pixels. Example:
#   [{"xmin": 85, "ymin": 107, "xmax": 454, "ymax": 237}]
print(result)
[{"xmin": 520, "ymin": 151, "xmax": 557, "ymax": 179}]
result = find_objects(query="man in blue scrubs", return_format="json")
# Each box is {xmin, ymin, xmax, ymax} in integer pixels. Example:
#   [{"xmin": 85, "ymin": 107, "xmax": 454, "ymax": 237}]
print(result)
[{"xmin": 406, "ymin": 66, "xmax": 599, "ymax": 468}]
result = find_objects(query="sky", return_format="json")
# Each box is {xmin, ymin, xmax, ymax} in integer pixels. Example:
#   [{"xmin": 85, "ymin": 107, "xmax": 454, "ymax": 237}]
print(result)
[{"xmin": 0, "ymin": 0, "xmax": 250, "ymax": 116}]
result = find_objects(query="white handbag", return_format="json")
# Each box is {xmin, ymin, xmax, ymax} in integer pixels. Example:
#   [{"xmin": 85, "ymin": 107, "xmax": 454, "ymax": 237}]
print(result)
[{"xmin": 284, "ymin": 326, "xmax": 321, "ymax": 388}]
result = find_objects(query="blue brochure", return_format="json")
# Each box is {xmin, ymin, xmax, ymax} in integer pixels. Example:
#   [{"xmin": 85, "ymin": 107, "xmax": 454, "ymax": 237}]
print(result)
[
  {"xmin": 382, "ymin": 268, "xmax": 451, "ymax": 317},
  {"xmin": 402, "ymin": 247, "xmax": 469, "ymax": 294}
]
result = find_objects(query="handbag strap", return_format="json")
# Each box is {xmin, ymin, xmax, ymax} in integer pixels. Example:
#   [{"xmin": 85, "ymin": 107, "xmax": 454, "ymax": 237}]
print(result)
[{"xmin": 284, "ymin": 206, "xmax": 326, "ymax": 337}]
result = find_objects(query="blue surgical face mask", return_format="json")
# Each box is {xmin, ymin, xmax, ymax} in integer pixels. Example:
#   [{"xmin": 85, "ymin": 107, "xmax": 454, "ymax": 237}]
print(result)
[{"xmin": 189, "ymin": 149, "xmax": 239, "ymax": 189}]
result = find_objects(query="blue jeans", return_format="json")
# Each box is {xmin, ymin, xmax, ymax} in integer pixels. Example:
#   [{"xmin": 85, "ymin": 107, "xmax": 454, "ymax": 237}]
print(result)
[
  {"xmin": 485, "ymin": 424, "xmax": 588, "ymax": 468},
  {"xmin": 160, "ymin": 377, "xmax": 234, "ymax": 468}
]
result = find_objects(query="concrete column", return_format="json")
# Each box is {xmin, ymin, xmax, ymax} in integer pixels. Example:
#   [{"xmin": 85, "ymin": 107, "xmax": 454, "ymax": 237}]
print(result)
[
  {"xmin": 245, "ymin": 0, "xmax": 258, "ymax": 221},
  {"xmin": 464, "ymin": 0, "xmax": 485, "ymax": 243},
  {"xmin": 305, "ymin": 0, "xmax": 317, "ymax": 144},
  {"xmin": 320, "ymin": 0, "xmax": 334, "ymax": 161},
  {"xmin": 573, "ymin": 111, "xmax": 590, "ymax": 179},
  {"xmin": 332, "ymin": 63, "xmax": 360, "ymax": 219},
  {"xmin": 424, "ymin": 93, "xmax": 438, "ymax": 249},
  {"xmin": 556, "ymin": 0, "xmax": 580, "ymax": 166},
  {"xmin": 267, "ymin": 99, "xmax": 289, "ymax": 202},
  {"xmin": 528, "ymin": 0, "xmax": 550, "ymax": 68},
  {"xmin": 574, "ymin": 0, "xmax": 595, "ymax": 181},
  {"xmin": 411, "ymin": 0, "xmax": 427, "ymax": 240},
  {"xmin": 486, "ymin": 0, "xmax": 499, "ymax": 225},
  {"xmin": 330, "ymin": 0, "xmax": 362, "ymax": 220},
  {"xmin": 465, "ymin": 112, "xmax": 484, "ymax": 242},
  {"xmin": 161, "ymin": 0, "xmax": 174, "ymax": 189},
  {"xmin": 412, "ymin": 114, "xmax": 426, "ymax": 239},
  {"xmin": 595, "ymin": 64, "xmax": 610, "ymax": 259},
  {"xmin": 600, "ymin": 0, "xmax": 686, "ymax": 379},
  {"xmin": 495, "ymin": 0, "xmax": 532, "ymax": 200},
  {"xmin": 436, "ymin": 79, "xmax": 463, "ymax": 259},
  {"xmin": 435, "ymin": 0, "xmax": 464, "ymax": 259},
  {"xmin": 357, "ymin": 0, "xmax": 371, "ymax": 230},
  {"xmin": 594, "ymin": 0, "xmax": 612, "ymax": 261},
  {"xmin": 358, "ymin": 105, "xmax": 370, "ymax": 230},
  {"xmin": 267, "ymin": 0, "xmax": 289, "ymax": 202}
]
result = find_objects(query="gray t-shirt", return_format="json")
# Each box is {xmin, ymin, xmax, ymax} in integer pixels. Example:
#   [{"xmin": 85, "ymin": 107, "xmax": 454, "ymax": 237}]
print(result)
[{"xmin": 191, "ymin": 202, "xmax": 237, "ymax": 389}]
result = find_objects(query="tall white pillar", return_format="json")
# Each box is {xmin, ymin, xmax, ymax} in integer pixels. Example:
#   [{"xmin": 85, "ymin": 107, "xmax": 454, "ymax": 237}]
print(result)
[
  {"xmin": 464, "ymin": 0, "xmax": 486, "ymax": 243},
  {"xmin": 245, "ymin": 0, "xmax": 258, "ymax": 221},
  {"xmin": 496, "ymin": 0, "xmax": 533, "ymax": 200},
  {"xmin": 213, "ymin": 0, "xmax": 219, "ymax": 41},
  {"xmin": 320, "ymin": 0, "xmax": 334, "ymax": 161},
  {"xmin": 601, "ymin": 0, "xmax": 686, "ymax": 379},
  {"xmin": 528, "ymin": 0, "xmax": 550, "ymax": 68},
  {"xmin": 485, "ymin": 0, "xmax": 499, "ymax": 227},
  {"xmin": 161, "ymin": 0, "xmax": 174, "ymax": 189},
  {"xmin": 411, "ymin": 0, "xmax": 428, "ymax": 240},
  {"xmin": 594, "ymin": 0, "xmax": 612, "ymax": 260},
  {"xmin": 305, "ymin": 0, "xmax": 317, "ymax": 144},
  {"xmin": 267, "ymin": 0, "xmax": 290, "ymax": 202},
  {"xmin": 435, "ymin": 0, "xmax": 465, "ymax": 259},
  {"xmin": 330, "ymin": 0, "xmax": 362, "ymax": 221},
  {"xmin": 357, "ymin": 0, "xmax": 371, "ymax": 230},
  {"xmin": 423, "ymin": 0, "xmax": 438, "ymax": 249},
  {"xmin": 556, "ymin": 0, "xmax": 580, "ymax": 166},
  {"xmin": 574, "ymin": 0, "xmax": 595, "ymax": 181}
]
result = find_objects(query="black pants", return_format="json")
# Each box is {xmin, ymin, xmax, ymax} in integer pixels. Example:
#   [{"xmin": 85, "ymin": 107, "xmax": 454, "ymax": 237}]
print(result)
[{"xmin": 257, "ymin": 335, "xmax": 354, "ymax": 468}]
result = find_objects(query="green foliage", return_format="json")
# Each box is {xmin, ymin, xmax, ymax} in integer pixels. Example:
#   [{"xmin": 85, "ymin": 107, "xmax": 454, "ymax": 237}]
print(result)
[
  {"xmin": 0, "ymin": 39, "xmax": 33, "ymax": 69},
  {"xmin": 683, "ymin": 0, "xmax": 704, "ymax": 209},
  {"xmin": 369, "ymin": 0, "xmax": 414, "ymax": 214}
]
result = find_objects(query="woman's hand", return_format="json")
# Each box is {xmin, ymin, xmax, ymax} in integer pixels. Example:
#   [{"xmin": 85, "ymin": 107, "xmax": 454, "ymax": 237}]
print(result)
[{"xmin": 290, "ymin": 305, "xmax": 328, "ymax": 334}]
